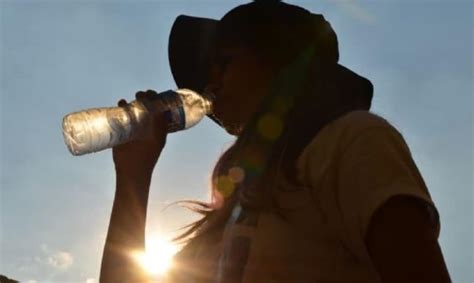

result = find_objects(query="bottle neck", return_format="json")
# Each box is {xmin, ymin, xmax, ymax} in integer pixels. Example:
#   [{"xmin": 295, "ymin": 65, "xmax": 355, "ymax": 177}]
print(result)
[{"xmin": 200, "ymin": 91, "xmax": 215, "ymax": 115}]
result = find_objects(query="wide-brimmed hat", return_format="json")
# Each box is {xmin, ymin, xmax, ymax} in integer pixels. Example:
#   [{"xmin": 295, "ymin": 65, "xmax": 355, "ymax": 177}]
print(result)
[{"xmin": 168, "ymin": 14, "xmax": 373, "ymax": 126}]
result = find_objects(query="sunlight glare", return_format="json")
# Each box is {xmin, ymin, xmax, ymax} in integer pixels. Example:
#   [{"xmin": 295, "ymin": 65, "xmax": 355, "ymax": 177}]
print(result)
[{"xmin": 132, "ymin": 235, "xmax": 180, "ymax": 277}]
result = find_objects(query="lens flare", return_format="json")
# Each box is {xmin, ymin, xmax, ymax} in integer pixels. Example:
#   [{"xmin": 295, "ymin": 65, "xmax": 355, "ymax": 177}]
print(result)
[
  {"xmin": 132, "ymin": 235, "xmax": 180, "ymax": 277},
  {"xmin": 228, "ymin": 166, "xmax": 245, "ymax": 183},
  {"xmin": 257, "ymin": 113, "xmax": 283, "ymax": 140},
  {"xmin": 217, "ymin": 175, "xmax": 235, "ymax": 197}
]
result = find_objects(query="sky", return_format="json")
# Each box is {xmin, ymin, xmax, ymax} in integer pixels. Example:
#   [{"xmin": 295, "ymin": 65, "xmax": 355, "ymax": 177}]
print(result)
[{"xmin": 1, "ymin": 0, "xmax": 472, "ymax": 282}]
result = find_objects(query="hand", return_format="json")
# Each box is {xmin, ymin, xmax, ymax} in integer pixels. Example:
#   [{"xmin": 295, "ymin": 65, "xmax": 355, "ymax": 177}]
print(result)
[{"xmin": 112, "ymin": 90, "xmax": 168, "ymax": 177}]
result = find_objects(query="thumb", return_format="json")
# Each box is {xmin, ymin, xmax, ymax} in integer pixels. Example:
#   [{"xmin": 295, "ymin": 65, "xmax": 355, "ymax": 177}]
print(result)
[{"xmin": 117, "ymin": 99, "xmax": 127, "ymax": 107}]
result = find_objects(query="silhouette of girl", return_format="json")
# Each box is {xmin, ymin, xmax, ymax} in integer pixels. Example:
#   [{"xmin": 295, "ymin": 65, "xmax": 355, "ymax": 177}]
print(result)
[{"xmin": 100, "ymin": 1, "xmax": 451, "ymax": 282}]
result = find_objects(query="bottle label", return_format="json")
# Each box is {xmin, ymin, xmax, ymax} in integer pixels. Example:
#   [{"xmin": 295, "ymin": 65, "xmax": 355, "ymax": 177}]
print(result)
[
  {"xmin": 157, "ymin": 90, "xmax": 186, "ymax": 132},
  {"xmin": 163, "ymin": 107, "xmax": 185, "ymax": 132}
]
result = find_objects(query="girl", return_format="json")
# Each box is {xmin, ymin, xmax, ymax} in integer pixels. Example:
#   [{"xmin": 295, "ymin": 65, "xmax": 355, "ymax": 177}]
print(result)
[{"xmin": 100, "ymin": 1, "xmax": 451, "ymax": 282}]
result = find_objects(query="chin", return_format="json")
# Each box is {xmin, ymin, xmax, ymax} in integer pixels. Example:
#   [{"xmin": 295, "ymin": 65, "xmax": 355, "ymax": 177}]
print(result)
[
  {"xmin": 224, "ymin": 123, "xmax": 244, "ymax": 136},
  {"xmin": 213, "ymin": 113, "xmax": 244, "ymax": 136}
]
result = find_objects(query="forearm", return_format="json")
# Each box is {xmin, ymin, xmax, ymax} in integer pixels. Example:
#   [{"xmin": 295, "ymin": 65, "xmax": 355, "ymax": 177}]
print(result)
[
  {"xmin": 99, "ymin": 90, "xmax": 167, "ymax": 282},
  {"xmin": 100, "ymin": 171, "xmax": 152, "ymax": 283}
]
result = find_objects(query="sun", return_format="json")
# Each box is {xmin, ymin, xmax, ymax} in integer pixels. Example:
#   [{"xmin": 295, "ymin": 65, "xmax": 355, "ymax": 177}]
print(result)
[{"xmin": 132, "ymin": 234, "xmax": 180, "ymax": 277}]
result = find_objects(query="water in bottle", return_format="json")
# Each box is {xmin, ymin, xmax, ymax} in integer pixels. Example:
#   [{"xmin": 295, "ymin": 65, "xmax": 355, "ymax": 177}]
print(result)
[{"xmin": 62, "ymin": 89, "xmax": 214, "ymax": 156}]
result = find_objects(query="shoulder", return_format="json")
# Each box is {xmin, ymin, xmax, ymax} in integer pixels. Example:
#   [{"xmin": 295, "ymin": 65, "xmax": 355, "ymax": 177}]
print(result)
[
  {"xmin": 330, "ymin": 110, "xmax": 399, "ymax": 140},
  {"xmin": 300, "ymin": 110, "xmax": 404, "ymax": 156},
  {"xmin": 295, "ymin": 110, "xmax": 412, "ymax": 182},
  {"xmin": 335, "ymin": 110, "xmax": 407, "ymax": 151}
]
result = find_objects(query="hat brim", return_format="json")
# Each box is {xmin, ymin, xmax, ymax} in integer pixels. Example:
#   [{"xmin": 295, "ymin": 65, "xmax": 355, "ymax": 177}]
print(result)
[
  {"xmin": 168, "ymin": 15, "xmax": 222, "ymax": 126},
  {"xmin": 168, "ymin": 15, "xmax": 373, "ymax": 126}
]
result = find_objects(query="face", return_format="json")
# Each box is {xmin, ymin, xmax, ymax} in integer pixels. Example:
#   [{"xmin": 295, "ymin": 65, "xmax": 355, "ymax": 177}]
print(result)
[{"xmin": 205, "ymin": 43, "xmax": 275, "ymax": 136}]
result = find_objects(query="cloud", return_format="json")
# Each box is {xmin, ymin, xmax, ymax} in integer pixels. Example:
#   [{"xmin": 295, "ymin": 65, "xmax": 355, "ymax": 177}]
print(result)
[
  {"xmin": 46, "ymin": 251, "xmax": 74, "ymax": 270},
  {"xmin": 38, "ymin": 244, "xmax": 74, "ymax": 270},
  {"xmin": 40, "ymin": 244, "xmax": 48, "ymax": 252}
]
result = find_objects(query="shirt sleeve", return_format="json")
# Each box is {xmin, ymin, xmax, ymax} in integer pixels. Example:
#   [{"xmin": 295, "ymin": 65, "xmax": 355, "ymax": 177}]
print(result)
[{"xmin": 336, "ymin": 126, "xmax": 440, "ymax": 246}]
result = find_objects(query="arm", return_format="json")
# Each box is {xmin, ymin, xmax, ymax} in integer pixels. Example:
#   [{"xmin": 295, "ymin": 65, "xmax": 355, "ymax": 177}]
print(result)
[
  {"xmin": 100, "ymin": 171, "xmax": 152, "ymax": 283},
  {"xmin": 366, "ymin": 196, "xmax": 451, "ymax": 283},
  {"xmin": 100, "ymin": 90, "xmax": 167, "ymax": 283},
  {"xmin": 330, "ymin": 119, "xmax": 451, "ymax": 283}
]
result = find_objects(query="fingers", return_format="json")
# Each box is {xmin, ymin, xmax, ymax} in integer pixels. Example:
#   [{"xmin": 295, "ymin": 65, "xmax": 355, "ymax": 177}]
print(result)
[
  {"xmin": 135, "ymin": 89, "xmax": 158, "ymax": 101},
  {"xmin": 117, "ymin": 89, "xmax": 158, "ymax": 108},
  {"xmin": 135, "ymin": 91, "xmax": 145, "ymax": 101},
  {"xmin": 118, "ymin": 99, "xmax": 127, "ymax": 107}
]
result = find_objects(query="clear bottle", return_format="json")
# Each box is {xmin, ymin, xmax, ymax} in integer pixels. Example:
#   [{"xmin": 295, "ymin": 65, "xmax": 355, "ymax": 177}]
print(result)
[{"xmin": 62, "ymin": 89, "xmax": 213, "ymax": 156}]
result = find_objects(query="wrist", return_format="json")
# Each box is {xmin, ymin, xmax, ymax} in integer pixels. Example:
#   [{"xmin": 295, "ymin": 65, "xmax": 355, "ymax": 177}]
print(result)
[
  {"xmin": 115, "ymin": 164, "xmax": 154, "ymax": 179},
  {"xmin": 115, "ymin": 168, "xmax": 153, "ymax": 193}
]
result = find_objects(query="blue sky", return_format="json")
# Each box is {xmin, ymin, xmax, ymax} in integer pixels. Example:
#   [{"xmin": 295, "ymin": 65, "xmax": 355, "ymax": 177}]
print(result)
[{"xmin": 1, "ymin": 0, "xmax": 472, "ymax": 282}]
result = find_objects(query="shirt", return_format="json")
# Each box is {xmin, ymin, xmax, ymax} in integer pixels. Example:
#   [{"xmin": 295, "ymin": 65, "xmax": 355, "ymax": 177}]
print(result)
[{"xmin": 168, "ymin": 110, "xmax": 440, "ymax": 283}]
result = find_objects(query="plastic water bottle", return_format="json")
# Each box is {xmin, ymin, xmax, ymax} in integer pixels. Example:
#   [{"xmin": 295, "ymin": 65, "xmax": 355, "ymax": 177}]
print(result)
[{"xmin": 62, "ymin": 89, "xmax": 214, "ymax": 156}]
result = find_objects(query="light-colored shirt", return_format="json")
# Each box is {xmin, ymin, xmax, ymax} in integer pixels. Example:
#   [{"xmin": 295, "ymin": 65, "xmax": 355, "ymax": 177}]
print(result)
[{"xmin": 168, "ymin": 110, "xmax": 440, "ymax": 283}]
